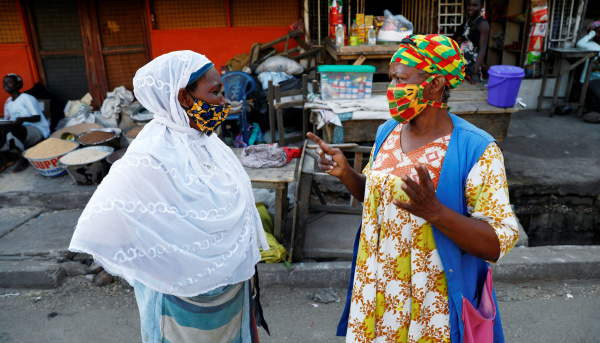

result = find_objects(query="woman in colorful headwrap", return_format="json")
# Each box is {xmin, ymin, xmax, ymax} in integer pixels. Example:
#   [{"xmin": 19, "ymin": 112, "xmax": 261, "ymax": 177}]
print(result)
[
  {"xmin": 1, "ymin": 73, "xmax": 50, "ymax": 173},
  {"xmin": 69, "ymin": 51, "xmax": 270, "ymax": 342},
  {"xmin": 308, "ymin": 34, "xmax": 519, "ymax": 342},
  {"xmin": 576, "ymin": 21, "xmax": 600, "ymax": 119}
]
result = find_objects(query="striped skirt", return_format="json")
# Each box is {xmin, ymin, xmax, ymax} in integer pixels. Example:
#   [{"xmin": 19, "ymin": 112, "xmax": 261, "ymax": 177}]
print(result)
[{"xmin": 134, "ymin": 280, "xmax": 259, "ymax": 343}]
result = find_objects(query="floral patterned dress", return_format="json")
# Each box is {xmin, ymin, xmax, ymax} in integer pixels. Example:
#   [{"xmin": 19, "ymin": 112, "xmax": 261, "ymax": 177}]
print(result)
[{"xmin": 346, "ymin": 123, "xmax": 519, "ymax": 342}]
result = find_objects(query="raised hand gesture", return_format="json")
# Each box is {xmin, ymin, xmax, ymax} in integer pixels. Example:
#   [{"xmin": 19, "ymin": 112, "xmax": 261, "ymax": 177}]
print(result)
[
  {"xmin": 392, "ymin": 163, "xmax": 443, "ymax": 223},
  {"xmin": 306, "ymin": 132, "xmax": 350, "ymax": 179}
]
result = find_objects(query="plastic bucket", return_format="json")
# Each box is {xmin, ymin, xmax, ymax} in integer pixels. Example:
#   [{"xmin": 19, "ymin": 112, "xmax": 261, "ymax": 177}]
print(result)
[{"xmin": 487, "ymin": 65, "xmax": 525, "ymax": 107}]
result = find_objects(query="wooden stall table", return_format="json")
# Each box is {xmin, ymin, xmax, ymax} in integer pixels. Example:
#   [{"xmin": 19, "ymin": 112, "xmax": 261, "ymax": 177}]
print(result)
[
  {"xmin": 309, "ymin": 82, "xmax": 517, "ymax": 145},
  {"xmin": 232, "ymin": 148, "xmax": 298, "ymax": 242},
  {"xmin": 324, "ymin": 40, "xmax": 398, "ymax": 74},
  {"xmin": 536, "ymin": 47, "xmax": 597, "ymax": 117}
]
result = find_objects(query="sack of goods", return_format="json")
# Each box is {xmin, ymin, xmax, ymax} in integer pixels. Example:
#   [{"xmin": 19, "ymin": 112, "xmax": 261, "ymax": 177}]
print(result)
[{"xmin": 377, "ymin": 9, "xmax": 413, "ymax": 43}]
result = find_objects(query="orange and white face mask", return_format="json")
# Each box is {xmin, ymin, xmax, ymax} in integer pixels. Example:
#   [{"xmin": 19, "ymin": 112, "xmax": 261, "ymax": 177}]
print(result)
[{"xmin": 387, "ymin": 75, "xmax": 448, "ymax": 123}]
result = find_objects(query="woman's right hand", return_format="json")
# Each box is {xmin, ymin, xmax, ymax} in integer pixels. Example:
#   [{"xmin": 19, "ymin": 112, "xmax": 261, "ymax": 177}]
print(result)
[{"xmin": 306, "ymin": 132, "xmax": 349, "ymax": 179}]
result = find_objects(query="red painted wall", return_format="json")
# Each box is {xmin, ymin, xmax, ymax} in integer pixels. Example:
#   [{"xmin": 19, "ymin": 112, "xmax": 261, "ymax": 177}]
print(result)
[
  {"xmin": 0, "ymin": 44, "xmax": 38, "ymax": 116},
  {"xmin": 150, "ymin": 27, "xmax": 298, "ymax": 70}
]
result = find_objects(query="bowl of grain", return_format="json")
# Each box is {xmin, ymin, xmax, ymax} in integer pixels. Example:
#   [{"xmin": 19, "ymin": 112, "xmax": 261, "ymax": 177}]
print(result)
[
  {"xmin": 23, "ymin": 138, "xmax": 80, "ymax": 177},
  {"xmin": 106, "ymin": 147, "xmax": 128, "ymax": 165},
  {"xmin": 123, "ymin": 125, "xmax": 145, "ymax": 146},
  {"xmin": 59, "ymin": 146, "xmax": 114, "ymax": 185},
  {"xmin": 77, "ymin": 128, "xmax": 121, "ymax": 149},
  {"xmin": 50, "ymin": 122, "xmax": 103, "ymax": 139}
]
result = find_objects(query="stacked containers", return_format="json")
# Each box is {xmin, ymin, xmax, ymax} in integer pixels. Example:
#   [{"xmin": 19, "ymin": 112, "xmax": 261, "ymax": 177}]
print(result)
[{"xmin": 318, "ymin": 65, "xmax": 376, "ymax": 100}]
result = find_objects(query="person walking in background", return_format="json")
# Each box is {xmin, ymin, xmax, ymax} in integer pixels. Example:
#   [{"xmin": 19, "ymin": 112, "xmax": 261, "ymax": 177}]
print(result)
[
  {"xmin": 1, "ymin": 73, "xmax": 50, "ymax": 173},
  {"xmin": 308, "ymin": 34, "xmax": 519, "ymax": 342},
  {"xmin": 455, "ymin": 0, "xmax": 489, "ymax": 85},
  {"xmin": 69, "ymin": 51, "xmax": 269, "ymax": 342}
]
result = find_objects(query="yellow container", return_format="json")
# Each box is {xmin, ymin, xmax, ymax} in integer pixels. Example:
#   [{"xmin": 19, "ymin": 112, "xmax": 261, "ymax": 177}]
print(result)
[
  {"xmin": 356, "ymin": 13, "xmax": 364, "ymax": 26},
  {"xmin": 358, "ymin": 27, "xmax": 366, "ymax": 44},
  {"xmin": 365, "ymin": 15, "xmax": 373, "ymax": 27}
]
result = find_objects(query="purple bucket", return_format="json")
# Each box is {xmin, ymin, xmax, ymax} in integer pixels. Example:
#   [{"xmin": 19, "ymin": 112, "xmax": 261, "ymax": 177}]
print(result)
[{"xmin": 487, "ymin": 65, "xmax": 525, "ymax": 107}]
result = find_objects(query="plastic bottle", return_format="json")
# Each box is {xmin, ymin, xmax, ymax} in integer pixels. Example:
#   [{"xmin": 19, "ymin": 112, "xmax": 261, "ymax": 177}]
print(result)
[
  {"xmin": 358, "ymin": 79, "xmax": 365, "ymax": 98},
  {"xmin": 368, "ymin": 26, "xmax": 377, "ymax": 45},
  {"xmin": 329, "ymin": 0, "xmax": 339, "ymax": 42},
  {"xmin": 335, "ymin": 24, "xmax": 345, "ymax": 46},
  {"xmin": 331, "ymin": 0, "xmax": 338, "ymax": 13},
  {"xmin": 320, "ymin": 73, "xmax": 330, "ymax": 99},
  {"xmin": 349, "ymin": 19, "xmax": 359, "ymax": 46}
]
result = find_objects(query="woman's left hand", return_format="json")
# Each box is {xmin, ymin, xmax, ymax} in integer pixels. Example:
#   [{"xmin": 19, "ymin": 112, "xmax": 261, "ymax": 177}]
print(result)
[{"xmin": 392, "ymin": 163, "xmax": 444, "ymax": 223}]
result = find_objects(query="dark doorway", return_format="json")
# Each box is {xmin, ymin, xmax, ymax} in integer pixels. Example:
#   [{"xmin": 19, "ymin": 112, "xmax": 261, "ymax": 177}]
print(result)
[{"xmin": 25, "ymin": 0, "xmax": 151, "ymax": 111}]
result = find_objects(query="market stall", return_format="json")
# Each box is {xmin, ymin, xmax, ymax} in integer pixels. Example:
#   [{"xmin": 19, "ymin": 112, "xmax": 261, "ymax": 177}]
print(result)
[
  {"xmin": 308, "ymin": 82, "xmax": 517, "ymax": 145},
  {"xmin": 323, "ymin": 40, "xmax": 398, "ymax": 74}
]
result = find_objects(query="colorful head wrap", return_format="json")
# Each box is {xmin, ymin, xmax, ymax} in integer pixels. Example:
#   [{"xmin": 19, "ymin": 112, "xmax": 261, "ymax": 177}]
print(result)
[
  {"xmin": 588, "ymin": 21, "xmax": 600, "ymax": 31},
  {"xmin": 390, "ymin": 34, "xmax": 466, "ymax": 88}
]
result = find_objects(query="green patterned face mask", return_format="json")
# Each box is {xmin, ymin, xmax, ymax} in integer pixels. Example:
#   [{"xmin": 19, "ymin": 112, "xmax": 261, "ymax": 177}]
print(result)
[{"xmin": 387, "ymin": 75, "xmax": 448, "ymax": 123}]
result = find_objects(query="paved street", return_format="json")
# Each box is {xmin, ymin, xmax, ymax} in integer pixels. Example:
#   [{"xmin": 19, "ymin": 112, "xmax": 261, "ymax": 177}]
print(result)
[{"xmin": 0, "ymin": 277, "xmax": 598, "ymax": 343}]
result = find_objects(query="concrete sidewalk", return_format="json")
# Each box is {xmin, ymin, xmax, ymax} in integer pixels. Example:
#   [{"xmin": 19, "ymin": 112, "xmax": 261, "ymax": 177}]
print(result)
[
  {"xmin": 0, "ymin": 109, "xmax": 599, "ymax": 289},
  {"xmin": 0, "ymin": 205, "xmax": 599, "ymax": 288},
  {"xmin": 0, "ymin": 206, "xmax": 599, "ymax": 288}
]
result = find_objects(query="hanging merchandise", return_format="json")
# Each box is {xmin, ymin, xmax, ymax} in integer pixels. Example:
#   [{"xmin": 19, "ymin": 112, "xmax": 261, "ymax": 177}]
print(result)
[
  {"xmin": 525, "ymin": 1, "xmax": 548, "ymax": 78},
  {"xmin": 527, "ymin": 1, "xmax": 548, "ymax": 54},
  {"xmin": 528, "ymin": 23, "xmax": 547, "ymax": 52},
  {"xmin": 531, "ymin": 0, "xmax": 548, "ymax": 23}
]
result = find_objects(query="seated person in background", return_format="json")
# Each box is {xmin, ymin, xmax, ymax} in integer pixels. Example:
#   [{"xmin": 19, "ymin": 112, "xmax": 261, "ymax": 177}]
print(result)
[
  {"xmin": 1, "ymin": 74, "xmax": 50, "ymax": 173},
  {"xmin": 576, "ymin": 21, "xmax": 600, "ymax": 117}
]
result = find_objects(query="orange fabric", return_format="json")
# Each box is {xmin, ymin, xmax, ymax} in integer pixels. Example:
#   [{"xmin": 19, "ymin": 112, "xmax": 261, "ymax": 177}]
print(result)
[{"xmin": 372, "ymin": 123, "xmax": 451, "ymax": 186}]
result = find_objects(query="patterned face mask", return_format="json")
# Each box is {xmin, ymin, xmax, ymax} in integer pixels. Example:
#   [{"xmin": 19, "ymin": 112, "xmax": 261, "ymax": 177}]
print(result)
[
  {"xmin": 185, "ymin": 97, "xmax": 231, "ymax": 136},
  {"xmin": 387, "ymin": 75, "xmax": 448, "ymax": 123}
]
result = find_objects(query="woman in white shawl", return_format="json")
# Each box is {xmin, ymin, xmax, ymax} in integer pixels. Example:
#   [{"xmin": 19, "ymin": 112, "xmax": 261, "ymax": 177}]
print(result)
[{"xmin": 69, "ymin": 51, "xmax": 269, "ymax": 342}]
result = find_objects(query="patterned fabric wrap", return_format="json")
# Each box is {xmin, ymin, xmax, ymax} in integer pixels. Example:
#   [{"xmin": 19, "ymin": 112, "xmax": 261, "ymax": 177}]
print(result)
[
  {"xmin": 186, "ymin": 99, "xmax": 231, "ymax": 136},
  {"xmin": 134, "ymin": 280, "xmax": 256, "ymax": 342},
  {"xmin": 387, "ymin": 75, "xmax": 449, "ymax": 123},
  {"xmin": 391, "ymin": 34, "xmax": 466, "ymax": 88}
]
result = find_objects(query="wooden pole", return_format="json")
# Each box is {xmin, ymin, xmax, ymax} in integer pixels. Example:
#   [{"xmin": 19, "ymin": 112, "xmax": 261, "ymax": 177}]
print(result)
[
  {"xmin": 288, "ymin": 139, "xmax": 308, "ymax": 263},
  {"xmin": 318, "ymin": 0, "xmax": 321, "ymax": 45}
]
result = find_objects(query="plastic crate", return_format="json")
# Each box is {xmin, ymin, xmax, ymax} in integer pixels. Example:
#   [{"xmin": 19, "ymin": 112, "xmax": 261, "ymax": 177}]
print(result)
[{"xmin": 317, "ymin": 65, "xmax": 376, "ymax": 100}]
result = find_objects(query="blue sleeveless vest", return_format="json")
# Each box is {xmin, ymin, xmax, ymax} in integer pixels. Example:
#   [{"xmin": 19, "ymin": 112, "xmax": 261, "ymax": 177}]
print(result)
[{"xmin": 337, "ymin": 113, "xmax": 505, "ymax": 343}]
